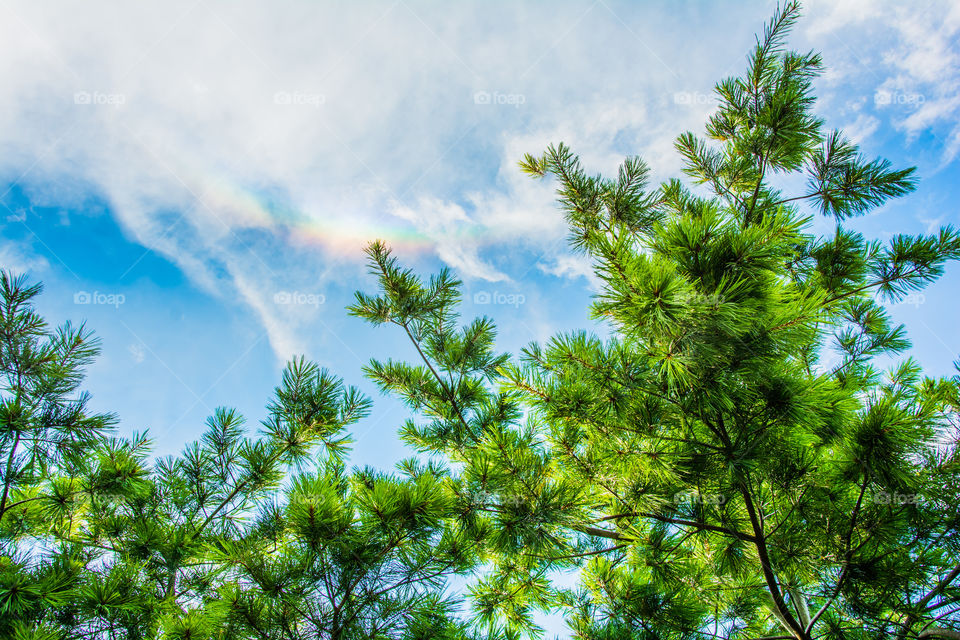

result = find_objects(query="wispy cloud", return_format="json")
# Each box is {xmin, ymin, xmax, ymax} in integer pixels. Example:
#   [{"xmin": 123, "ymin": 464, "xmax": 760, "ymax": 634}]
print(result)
[
  {"xmin": 3, "ymin": 0, "xmax": 953, "ymax": 361},
  {"xmin": 806, "ymin": 0, "xmax": 960, "ymax": 165}
]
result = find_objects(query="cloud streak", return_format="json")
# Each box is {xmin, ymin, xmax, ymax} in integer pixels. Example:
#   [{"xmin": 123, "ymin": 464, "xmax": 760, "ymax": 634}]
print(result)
[{"xmin": 2, "ymin": 0, "xmax": 955, "ymax": 360}]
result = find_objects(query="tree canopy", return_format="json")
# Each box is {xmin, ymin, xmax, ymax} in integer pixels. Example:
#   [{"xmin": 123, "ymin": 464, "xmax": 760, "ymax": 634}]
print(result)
[{"xmin": 3, "ymin": 2, "xmax": 960, "ymax": 639}]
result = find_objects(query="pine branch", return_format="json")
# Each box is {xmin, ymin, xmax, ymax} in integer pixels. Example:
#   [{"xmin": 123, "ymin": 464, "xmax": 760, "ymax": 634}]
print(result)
[
  {"xmin": 898, "ymin": 564, "xmax": 960, "ymax": 640},
  {"xmin": 805, "ymin": 480, "xmax": 868, "ymax": 633},
  {"xmin": 0, "ymin": 430, "xmax": 22, "ymax": 523}
]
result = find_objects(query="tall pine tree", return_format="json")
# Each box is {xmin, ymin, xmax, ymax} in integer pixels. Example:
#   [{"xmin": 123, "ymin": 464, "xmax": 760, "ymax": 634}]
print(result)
[
  {"xmin": 4, "ymin": 2, "xmax": 960, "ymax": 639},
  {"xmin": 351, "ymin": 2, "xmax": 960, "ymax": 638},
  {"xmin": 0, "ymin": 279, "xmax": 479, "ymax": 639}
]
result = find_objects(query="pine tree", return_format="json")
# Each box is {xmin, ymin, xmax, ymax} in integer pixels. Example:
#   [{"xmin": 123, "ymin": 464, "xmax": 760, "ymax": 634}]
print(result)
[
  {"xmin": 5, "ymin": 2, "xmax": 960, "ymax": 639},
  {"xmin": 0, "ymin": 279, "xmax": 479, "ymax": 639},
  {"xmin": 0, "ymin": 271, "xmax": 117, "ymax": 638},
  {"xmin": 352, "ymin": 2, "xmax": 960, "ymax": 638},
  {"xmin": 0, "ymin": 272, "xmax": 115, "ymax": 529}
]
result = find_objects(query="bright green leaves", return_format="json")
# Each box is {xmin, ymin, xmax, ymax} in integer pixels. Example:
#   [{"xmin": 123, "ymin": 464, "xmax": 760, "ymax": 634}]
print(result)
[
  {"xmin": 676, "ymin": 131, "xmax": 757, "ymax": 210},
  {"xmin": 3, "ymin": 0, "xmax": 959, "ymax": 637},
  {"xmin": 88, "ymin": 431, "xmax": 153, "ymax": 505},
  {"xmin": 0, "ymin": 272, "xmax": 131, "ymax": 636},
  {"xmin": 350, "ymin": 239, "xmax": 463, "ymax": 330},
  {"xmin": 593, "ymin": 250, "xmax": 690, "ymax": 335},
  {"xmin": 0, "ymin": 271, "xmax": 116, "ymax": 532},
  {"xmin": 870, "ymin": 227, "xmax": 960, "ymax": 302},
  {"xmin": 286, "ymin": 472, "xmax": 352, "ymax": 547},
  {"xmin": 81, "ymin": 563, "xmax": 146, "ymax": 615},
  {"xmin": 487, "ymin": 2, "xmax": 960, "ymax": 637},
  {"xmin": 350, "ymin": 241, "xmax": 513, "ymax": 467},
  {"xmin": 353, "ymin": 242, "xmax": 583, "ymax": 635},
  {"xmin": 0, "ymin": 552, "xmax": 82, "ymax": 639},
  {"xmin": 572, "ymin": 555, "xmax": 707, "ymax": 638},
  {"xmin": 805, "ymin": 227, "xmax": 874, "ymax": 297},
  {"xmin": 0, "ymin": 555, "xmax": 71, "ymax": 620},
  {"xmin": 520, "ymin": 142, "xmax": 663, "ymax": 256},
  {"xmin": 687, "ymin": 0, "xmax": 824, "ymax": 228},
  {"xmin": 838, "ymin": 388, "xmax": 933, "ymax": 495},
  {"xmin": 681, "ymin": 0, "xmax": 919, "ymax": 237},
  {"xmin": 264, "ymin": 356, "xmax": 371, "ymax": 466},
  {"xmin": 162, "ymin": 607, "xmax": 224, "ymax": 640},
  {"xmin": 469, "ymin": 565, "xmax": 553, "ymax": 639},
  {"xmin": 433, "ymin": 316, "xmax": 511, "ymax": 384},
  {"xmin": 216, "ymin": 463, "xmax": 473, "ymax": 640},
  {"xmin": 352, "ymin": 466, "xmax": 450, "ymax": 535},
  {"xmin": 350, "ymin": 242, "xmax": 520, "ymax": 463},
  {"xmin": 807, "ymin": 131, "xmax": 917, "ymax": 220},
  {"xmin": 724, "ymin": 0, "xmax": 823, "ymax": 174},
  {"xmin": 831, "ymin": 297, "xmax": 910, "ymax": 387},
  {"xmin": 200, "ymin": 407, "xmax": 245, "ymax": 474},
  {"xmin": 0, "ymin": 335, "xmax": 388, "ymax": 638}
]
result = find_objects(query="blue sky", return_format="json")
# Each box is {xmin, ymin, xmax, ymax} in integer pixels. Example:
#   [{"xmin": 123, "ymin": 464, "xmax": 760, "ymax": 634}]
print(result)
[{"xmin": 1, "ymin": 0, "xmax": 959, "ymax": 524}]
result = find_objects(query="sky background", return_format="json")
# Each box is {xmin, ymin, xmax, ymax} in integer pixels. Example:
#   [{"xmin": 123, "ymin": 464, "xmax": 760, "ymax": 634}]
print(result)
[{"xmin": 1, "ymin": 2, "xmax": 959, "ymax": 626}]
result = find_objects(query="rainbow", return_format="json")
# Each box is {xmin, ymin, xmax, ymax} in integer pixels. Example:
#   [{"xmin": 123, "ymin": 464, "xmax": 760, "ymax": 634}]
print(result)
[{"xmin": 188, "ymin": 172, "xmax": 477, "ymax": 258}]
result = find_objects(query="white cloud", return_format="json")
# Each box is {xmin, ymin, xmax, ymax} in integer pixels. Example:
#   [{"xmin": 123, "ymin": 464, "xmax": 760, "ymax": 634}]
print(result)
[
  {"xmin": 805, "ymin": 0, "xmax": 960, "ymax": 165},
  {"xmin": 842, "ymin": 113, "xmax": 880, "ymax": 145},
  {"xmin": 538, "ymin": 253, "xmax": 602, "ymax": 292},
  {"xmin": 128, "ymin": 342, "xmax": 146, "ymax": 364},
  {"xmin": 7, "ymin": 0, "xmax": 907, "ymax": 360},
  {"xmin": 0, "ymin": 235, "xmax": 49, "ymax": 275}
]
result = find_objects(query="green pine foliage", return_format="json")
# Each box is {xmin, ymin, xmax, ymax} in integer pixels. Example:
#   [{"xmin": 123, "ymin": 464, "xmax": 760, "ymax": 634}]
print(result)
[
  {"xmin": 0, "ymin": 282, "xmax": 478, "ymax": 638},
  {"xmin": 3, "ymin": 2, "xmax": 960, "ymax": 639},
  {"xmin": 352, "ymin": 2, "xmax": 960, "ymax": 638}
]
